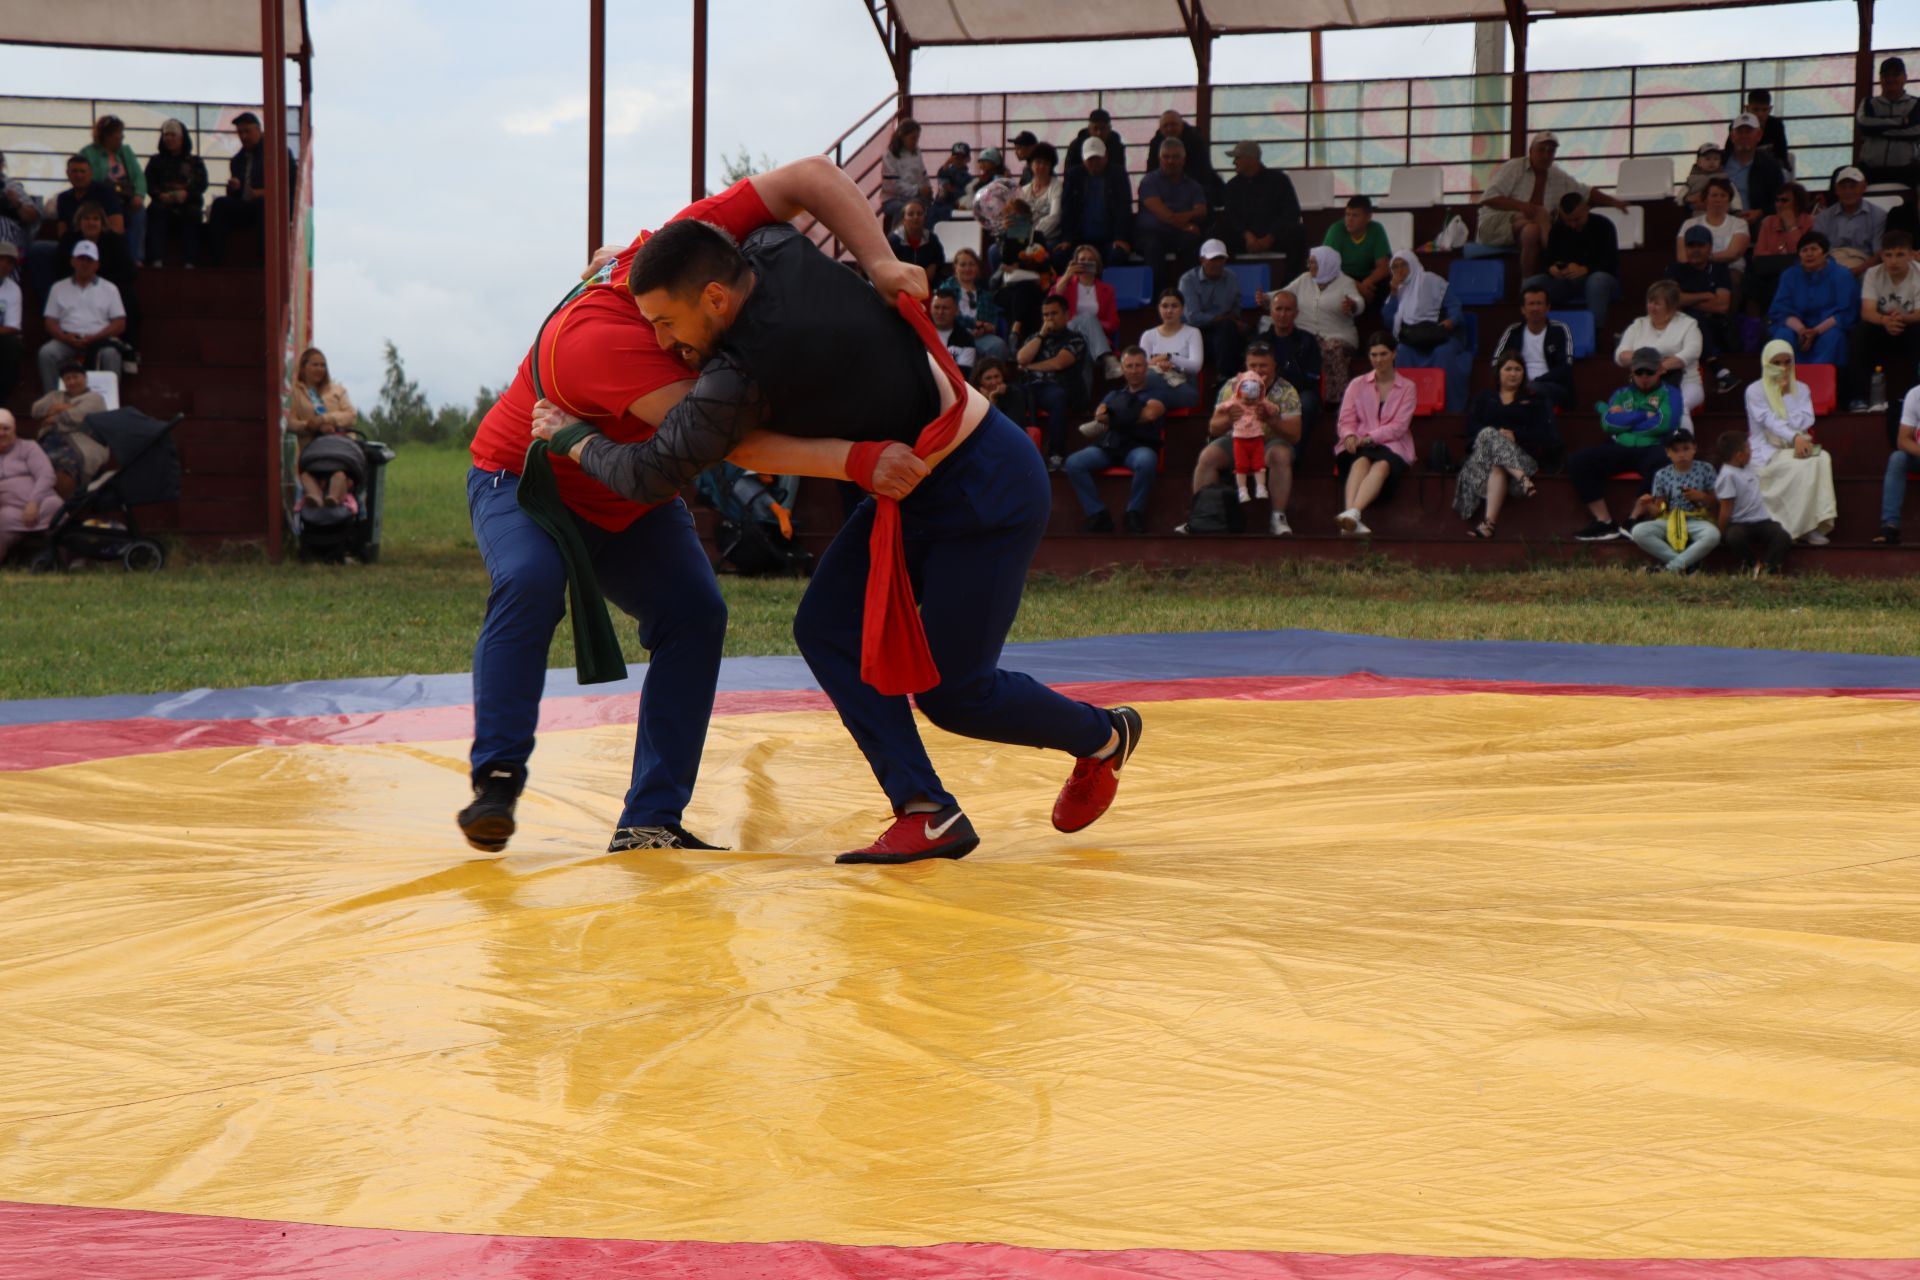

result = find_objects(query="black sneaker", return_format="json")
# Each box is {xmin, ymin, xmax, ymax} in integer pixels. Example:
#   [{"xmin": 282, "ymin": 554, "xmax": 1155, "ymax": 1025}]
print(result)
[
  {"xmin": 607, "ymin": 824, "xmax": 730, "ymax": 853},
  {"xmin": 1124, "ymin": 510, "xmax": 1147, "ymax": 534},
  {"xmin": 1573, "ymin": 519, "xmax": 1623, "ymax": 542},
  {"xmin": 1083, "ymin": 510, "xmax": 1115, "ymax": 533},
  {"xmin": 457, "ymin": 762, "xmax": 527, "ymax": 853},
  {"xmin": 1713, "ymin": 366, "xmax": 1737, "ymax": 394}
]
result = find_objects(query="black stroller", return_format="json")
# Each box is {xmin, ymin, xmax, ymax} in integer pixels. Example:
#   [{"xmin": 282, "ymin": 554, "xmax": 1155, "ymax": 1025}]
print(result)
[
  {"xmin": 30, "ymin": 409, "xmax": 184, "ymax": 573},
  {"xmin": 287, "ymin": 434, "xmax": 396, "ymax": 563}
]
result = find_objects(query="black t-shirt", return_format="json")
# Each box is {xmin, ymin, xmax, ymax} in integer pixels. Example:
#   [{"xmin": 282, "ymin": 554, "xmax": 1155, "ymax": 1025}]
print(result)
[
  {"xmin": 1666, "ymin": 259, "xmax": 1732, "ymax": 304},
  {"xmin": 578, "ymin": 224, "xmax": 942, "ymax": 505},
  {"xmin": 56, "ymin": 181, "xmax": 123, "ymax": 228}
]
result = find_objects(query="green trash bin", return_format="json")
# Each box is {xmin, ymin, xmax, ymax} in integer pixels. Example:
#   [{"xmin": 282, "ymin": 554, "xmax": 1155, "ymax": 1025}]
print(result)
[{"xmin": 353, "ymin": 440, "xmax": 396, "ymax": 563}]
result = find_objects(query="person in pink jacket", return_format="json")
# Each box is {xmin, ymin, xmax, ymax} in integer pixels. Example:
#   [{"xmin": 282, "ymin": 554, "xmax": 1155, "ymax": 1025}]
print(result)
[
  {"xmin": 1333, "ymin": 330, "xmax": 1417, "ymax": 535},
  {"xmin": 1049, "ymin": 244, "xmax": 1122, "ymax": 379},
  {"xmin": 0, "ymin": 409, "xmax": 62, "ymax": 562}
]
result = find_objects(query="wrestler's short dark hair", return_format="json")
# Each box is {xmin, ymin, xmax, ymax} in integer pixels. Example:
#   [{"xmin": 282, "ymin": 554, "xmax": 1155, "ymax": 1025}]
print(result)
[{"xmin": 628, "ymin": 219, "xmax": 749, "ymax": 299}]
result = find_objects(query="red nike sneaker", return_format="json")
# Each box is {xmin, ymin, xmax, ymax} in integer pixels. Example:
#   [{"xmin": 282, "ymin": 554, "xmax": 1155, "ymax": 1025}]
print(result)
[
  {"xmin": 1051, "ymin": 706, "xmax": 1143, "ymax": 834},
  {"xmin": 836, "ymin": 805, "xmax": 980, "ymax": 865}
]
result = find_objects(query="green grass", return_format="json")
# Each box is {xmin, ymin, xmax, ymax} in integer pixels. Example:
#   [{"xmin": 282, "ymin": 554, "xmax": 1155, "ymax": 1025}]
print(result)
[{"xmin": 3, "ymin": 444, "xmax": 1917, "ymax": 702}]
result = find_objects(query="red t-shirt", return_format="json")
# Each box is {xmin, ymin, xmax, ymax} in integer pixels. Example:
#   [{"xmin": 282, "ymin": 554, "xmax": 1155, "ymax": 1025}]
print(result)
[{"xmin": 468, "ymin": 179, "xmax": 777, "ymax": 530}]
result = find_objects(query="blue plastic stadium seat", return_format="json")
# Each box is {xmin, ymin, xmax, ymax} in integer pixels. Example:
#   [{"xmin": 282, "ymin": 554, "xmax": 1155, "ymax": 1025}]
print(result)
[
  {"xmin": 1106, "ymin": 265, "xmax": 1154, "ymax": 311},
  {"xmin": 1227, "ymin": 262, "xmax": 1271, "ymax": 309},
  {"xmin": 1552, "ymin": 309, "xmax": 1596, "ymax": 359},
  {"xmin": 1448, "ymin": 258, "xmax": 1504, "ymax": 306}
]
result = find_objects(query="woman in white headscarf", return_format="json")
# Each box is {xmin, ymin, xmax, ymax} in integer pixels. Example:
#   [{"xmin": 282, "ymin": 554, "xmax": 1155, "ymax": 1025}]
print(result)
[
  {"xmin": 1283, "ymin": 246, "xmax": 1365, "ymax": 408},
  {"xmin": 1383, "ymin": 249, "xmax": 1473, "ymax": 412},
  {"xmin": 1744, "ymin": 339, "xmax": 1836, "ymax": 542}
]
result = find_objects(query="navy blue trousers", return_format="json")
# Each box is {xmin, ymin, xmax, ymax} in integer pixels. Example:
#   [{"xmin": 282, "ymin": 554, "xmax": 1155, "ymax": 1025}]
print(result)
[
  {"xmin": 467, "ymin": 466, "xmax": 726, "ymax": 828},
  {"xmin": 793, "ymin": 410, "xmax": 1113, "ymax": 811}
]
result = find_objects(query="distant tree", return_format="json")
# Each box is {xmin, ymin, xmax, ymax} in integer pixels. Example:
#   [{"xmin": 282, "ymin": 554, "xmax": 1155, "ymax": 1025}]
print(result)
[
  {"xmin": 365, "ymin": 340, "xmax": 433, "ymax": 443},
  {"xmin": 719, "ymin": 144, "xmax": 777, "ymax": 188}
]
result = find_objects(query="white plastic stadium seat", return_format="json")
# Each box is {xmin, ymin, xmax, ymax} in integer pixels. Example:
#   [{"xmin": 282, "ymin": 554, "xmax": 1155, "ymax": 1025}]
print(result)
[
  {"xmin": 1383, "ymin": 166, "xmax": 1444, "ymax": 208},
  {"xmin": 1375, "ymin": 210, "xmax": 1415, "ymax": 256},
  {"xmin": 933, "ymin": 214, "xmax": 982, "ymax": 265},
  {"xmin": 1866, "ymin": 193, "xmax": 1907, "ymax": 215},
  {"xmin": 85, "ymin": 370, "xmax": 121, "ymax": 411},
  {"xmin": 1614, "ymin": 156, "xmax": 1676, "ymax": 203},
  {"xmin": 1293, "ymin": 169, "xmax": 1336, "ymax": 211},
  {"xmin": 1595, "ymin": 204, "xmax": 1645, "ymax": 250}
]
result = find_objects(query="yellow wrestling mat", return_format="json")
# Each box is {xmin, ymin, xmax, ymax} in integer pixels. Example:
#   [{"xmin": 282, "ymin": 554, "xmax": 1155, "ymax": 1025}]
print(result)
[{"xmin": 6, "ymin": 685, "xmax": 1920, "ymax": 1267}]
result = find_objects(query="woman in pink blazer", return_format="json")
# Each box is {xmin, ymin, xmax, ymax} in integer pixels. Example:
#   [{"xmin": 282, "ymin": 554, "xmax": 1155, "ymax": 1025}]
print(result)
[{"xmin": 1333, "ymin": 330, "xmax": 1417, "ymax": 535}]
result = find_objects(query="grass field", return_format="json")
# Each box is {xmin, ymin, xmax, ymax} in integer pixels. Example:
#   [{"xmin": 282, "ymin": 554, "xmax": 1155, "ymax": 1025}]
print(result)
[{"xmin": 2, "ymin": 444, "xmax": 1917, "ymax": 702}]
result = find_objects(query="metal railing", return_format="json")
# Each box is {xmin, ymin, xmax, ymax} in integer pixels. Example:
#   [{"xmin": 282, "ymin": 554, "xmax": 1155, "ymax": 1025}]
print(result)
[{"xmin": 0, "ymin": 95, "xmax": 304, "ymax": 199}]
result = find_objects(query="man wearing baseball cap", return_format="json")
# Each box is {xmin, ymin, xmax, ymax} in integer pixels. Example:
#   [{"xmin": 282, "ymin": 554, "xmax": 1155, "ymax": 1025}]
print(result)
[
  {"xmin": 1007, "ymin": 129, "xmax": 1039, "ymax": 183},
  {"xmin": 1066, "ymin": 107, "xmax": 1127, "ymax": 175},
  {"xmin": 37, "ymin": 239, "xmax": 126, "ymax": 393},
  {"xmin": 1813, "ymin": 166, "xmax": 1886, "ymax": 276},
  {"xmin": 1856, "ymin": 56, "xmax": 1919, "ymax": 190},
  {"xmin": 1475, "ymin": 131, "xmax": 1625, "ymax": 280},
  {"xmin": 0, "ymin": 239, "xmax": 22, "ymax": 402},
  {"xmin": 1724, "ymin": 112, "xmax": 1787, "ymax": 230},
  {"xmin": 1722, "ymin": 88, "xmax": 1792, "ymax": 175},
  {"xmin": 208, "ymin": 109, "xmax": 295, "ymax": 266},
  {"xmin": 1178, "ymin": 238, "xmax": 1245, "ymax": 376},
  {"xmin": 1218, "ymin": 140, "xmax": 1307, "ymax": 274},
  {"xmin": 1059, "ymin": 134, "xmax": 1134, "ymax": 265}
]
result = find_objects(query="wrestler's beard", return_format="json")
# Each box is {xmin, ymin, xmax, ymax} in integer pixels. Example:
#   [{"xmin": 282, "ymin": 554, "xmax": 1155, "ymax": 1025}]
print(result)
[{"xmin": 673, "ymin": 341, "xmax": 709, "ymax": 370}]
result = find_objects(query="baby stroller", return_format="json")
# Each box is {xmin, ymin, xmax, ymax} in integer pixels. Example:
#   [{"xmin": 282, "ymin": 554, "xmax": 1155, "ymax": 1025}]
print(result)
[
  {"xmin": 287, "ymin": 433, "xmax": 396, "ymax": 563},
  {"xmin": 694, "ymin": 463, "xmax": 812, "ymax": 577},
  {"xmin": 30, "ymin": 409, "xmax": 184, "ymax": 573}
]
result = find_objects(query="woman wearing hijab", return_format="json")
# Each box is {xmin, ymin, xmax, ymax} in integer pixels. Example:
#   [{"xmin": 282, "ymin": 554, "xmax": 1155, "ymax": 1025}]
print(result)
[
  {"xmin": 143, "ymin": 118, "xmax": 208, "ymax": 266},
  {"xmin": 1382, "ymin": 249, "xmax": 1473, "ymax": 412},
  {"xmin": 1283, "ymin": 246, "xmax": 1365, "ymax": 409},
  {"xmin": 1744, "ymin": 340, "xmax": 1837, "ymax": 543}
]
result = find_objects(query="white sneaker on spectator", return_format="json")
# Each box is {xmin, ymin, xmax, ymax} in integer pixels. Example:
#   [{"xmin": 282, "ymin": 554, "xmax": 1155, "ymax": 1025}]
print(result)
[
  {"xmin": 1336, "ymin": 508, "xmax": 1359, "ymax": 534},
  {"xmin": 1802, "ymin": 530, "xmax": 1830, "ymax": 546},
  {"xmin": 1270, "ymin": 511, "xmax": 1291, "ymax": 537},
  {"xmin": 1078, "ymin": 420, "xmax": 1104, "ymax": 439},
  {"xmin": 1100, "ymin": 354, "xmax": 1123, "ymax": 380}
]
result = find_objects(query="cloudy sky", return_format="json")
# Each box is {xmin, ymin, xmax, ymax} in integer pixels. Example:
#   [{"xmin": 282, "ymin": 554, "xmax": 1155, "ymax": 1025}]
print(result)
[{"xmin": 4, "ymin": 1, "xmax": 1915, "ymax": 408}]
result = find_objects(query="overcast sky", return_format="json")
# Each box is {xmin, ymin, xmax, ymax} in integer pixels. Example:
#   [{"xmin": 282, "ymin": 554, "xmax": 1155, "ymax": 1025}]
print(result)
[{"xmin": 2, "ymin": 1, "xmax": 1915, "ymax": 408}]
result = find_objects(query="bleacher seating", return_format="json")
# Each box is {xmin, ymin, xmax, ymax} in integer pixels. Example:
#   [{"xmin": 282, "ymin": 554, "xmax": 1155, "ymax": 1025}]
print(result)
[
  {"xmin": 1376, "ymin": 211, "xmax": 1415, "ymax": 255},
  {"xmin": 1106, "ymin": 265, "xmax": 1154, "ymax": 310},
  {"xmin": 1384, "ymin": 167, "xmax": 1444, "ymax": 208},
  {"xmin": 1553, "ymin": 310, "xmax": 1597, "ymax": 358},
  {"xmin": 1227, "ymin": 262, "xmax": 1270, "ymax": 309},
  {"xmin": 1448, "ymin": 259, "xmax": 1504, "ymax": 306},
  {"xmin": 1596, "ymin": 205, "xmax": 1645, "ymax": 250},
  {"xmin": 933, "ymin": 215, "xmax": 980, "ymax": 263},
  {"xmin": 1403, "ymin": 367, "xmax": 1446, "ymax": 416},
  {"xmin": 1293, "ymin": 169, "xmax": 1336, "ymax": 211},
  {"xmin": 1800, "ymin": 363, "xmax": 1837, "ymax": 416},
  {"xmin": 1614, "ymin": 156, "xmax": 1677, "ymax": 203}
]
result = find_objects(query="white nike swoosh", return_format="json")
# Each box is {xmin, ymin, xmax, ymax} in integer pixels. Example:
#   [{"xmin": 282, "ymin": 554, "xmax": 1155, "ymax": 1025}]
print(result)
[{"xmin": 924, "ymin": 811, "xmax": 964, "ymax": 840}]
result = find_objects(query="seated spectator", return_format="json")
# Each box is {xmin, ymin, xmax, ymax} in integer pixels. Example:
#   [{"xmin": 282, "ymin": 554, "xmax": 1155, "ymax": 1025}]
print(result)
[
  {"xmin": 1571, "ymin": 348, "xmax": 1685, "ymax": 542},
  {"xmin": 878, "ymin": 118, "xmax": 930, "ymax": 227},
  {"xmin": 1285, "ymin": 247, "xmax": 1365, "ymax": 410},
  {"xmin": 1455, "ymin": 352, "xmax": 1557, "ymax": 539},
  {"xmin": 28, "ymin": 360, "xmax": 109, "ymax": 498},
  {"xmin": 936, "ymin": 248, "xmax": 1011, "ymax": 363},
  {"xmin": 287, "ymin": 347, "xmax": 365, "ymax": 514},
  {"xmin": 888, "ymin": 199, "xmax": 946, "ymax": 281},
  {"xmin": 1813, "ymin": 166, "xmax": 1886, "ymax": 275},
  {"xmin": 1322, "ymin": 195, "xmax": 1391, "ymax": 308},
  {"xmin": 1187, "ymin": 339, "xmax": 1303, "ymax": 537},
  {"xmin": 143, "ymin": 118, "xmax": 208, "ymax": 267},
  {"xmin": 1251, "ymin": 288, "xmax": 1324, "ymax": 445},
  {"xmin": 1725, "ymin": 89, "xmax": 1793, "ymax": 177},
  {"xmin": 1677, "ymin": 178, "xmax": 1751, "ymax": 285},
  {"xmin": 1527, "ymin": 191, "xmax": 1620, "ymax": 334},
  {"xmin": 1618, "ymin": 280, "xmax": 1705, "ymax": 428},
  {"xmin": 929, "ymin": 142, "xmax": 971, "ymax": 224},
  {"xmin": 1877, "ymin": 383, "xmax": 1920, "ymax": 544},
  {"xmin": 0, "ymin": 410, "xmax": 62, "ymax": 563},
  {"xmin": 80, "ymin": 114, "xmax": 147, "ymax": 265},
  {"xmin": 1018, "ymin": 142, "xmax": 1063, "ymax": 254},
  {"xmin": 1626, "ymin": 430, "xmax": 1722, "ymax": 574},
  {"xmin": 1667, "ymin": 225, "xmax": 1737, "ymax": 394},
  {"xmin": 1050, "ymin": 244, "xmax": 1121, "ymax": 382},
  {"xmin": 1474, "ymin": 132, "xmax": 1621, "ymax": 281},
  {"xmin": 30, "ymin": 154, "xmax": 124, "ymax": 299},
  {"xmin": 1057, "ymin": 137, "xmax": 1133, "ymax": 266},
  {"xmin": 1383, "ymin": 248, "xmax": 1471, "ymax": 412},
  {"xmin": 1139, "ymin": 289, "xmax": 1203, "ymax": 409},
  {"xmin": 1850, "ymin": 229, "xmax": 1920, "ymax": 413},
  {"xmin": 1491, "ymin": 285, "xmax": 1575, "ymax": 411},
  {"xmin": 1714, "ymin": 429, "xmax": 1792, "ymax": 575},
  {"xmin": 0, "ymin": 150, "xmax": 43, "ymax": 252},
  {"xmin": 208, "ymin": 111, "xmax": 297, "ymax": 267},
  {"xmin": 1135, "ymin": 138, "xmax": 1210, "ymax": 287},
  {"xmin": 0, "ymin": 241, "xmax": 19, "ymax": 404},
  {"xmin": 972, "ymin": 357, "xmax": 1030, "ymax": 430},
  {"xmin": 1065, "ymin": 108, "xmax": 1127, "ymax": 174},
  {"xmin": 1746, "ymin": 340, "xmax": 1837, "ymax": 544},
  {"xmin": 1724, "ymin": 112, "xmax": 1787, "ymax": 233},
  {"xmin": 1145, "ymin": 109, "xmax": 1224, "ymax": 206},
  {"xmin": 1768, "ymin": 231, "xmax": 1859, "ymax": 367},
  {"xmin": 1007, "ymin": 130, "xmax": 1039, "ymax": 184},
  {"xmin": 1856, "ymin": 56, "xmax": 1920, "ymax": 189},
  {"xmin": 1748, "ymin": 181, "xmax": 1814, "ymax": 314},
  {"xmin": 1332, "ymin": 331, "xmax": 1416, "ymax": 536},
  {"xmin": 1683, "ymin": 143, "xmax": 1733, "ymax": 215},
  {"xmin": 1016, "ymin": 292, "xmax": 1089, "ymax": 467},
  {"xmin": 1178, "ymin": 239, "xmax": 1245, "ymax": 378},
  {"xmin": 37, "ymin": 242, "xmax": 126, "ymax": 392},
  {"xmin": 1065, "ymin": 347, "xmax": 1172, "ymax": 534},
  {"xmin": 926, "ymin": 292, "xmax": 977, "ymax": 372},
  {"xmin": 1218, "ymin": 141, "xmax": 1306, "ymax": 276},
  {"xmin": 58, "ymin": 203, "xmax": 141, "ymax": 353}
]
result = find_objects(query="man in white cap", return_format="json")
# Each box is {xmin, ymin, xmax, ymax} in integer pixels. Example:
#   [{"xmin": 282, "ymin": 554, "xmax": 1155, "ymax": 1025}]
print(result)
[
  {"xmin": 1814, "ymin": 166, "xmax": 1887, "ymax": 276},
  {"xmin": 0, "ymin": 239, "xmax": 22, "ymax": 403},
  {"xmin": 1178, "ymin": 237, "xmax": 1245, "ymax": 377},
  {"xmin": 1058, "ymin": 134, "xmax": 1133, "ymax": 266},
  {"xmin": 1725, "ymin": 112, "xmax": 1787, "ymax": 229},
  {"xmin": 1474, "ymin": 131, "xmax": 1624, "ymax": 280},
  {"xmin": 37, "ymin": 240, "xmax": 125, "ymax": 392}
]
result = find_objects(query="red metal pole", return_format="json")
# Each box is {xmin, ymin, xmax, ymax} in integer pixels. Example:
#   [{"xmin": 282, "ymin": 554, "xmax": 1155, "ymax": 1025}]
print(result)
[
  {"xmin": 588, "ymin": 0, "xmax": 606, "ymax": 257},
  {"xmin": 692, "ymin": 0, "xmax": 708, "ymax": 203},
  {"xmin": 1856, "ymin": 0, "xmax": 1877, "ymax": 118},
  {"xmin": 261, "ymin": 0, "xmax": 288, "ymax": 563}
]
